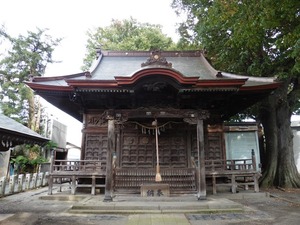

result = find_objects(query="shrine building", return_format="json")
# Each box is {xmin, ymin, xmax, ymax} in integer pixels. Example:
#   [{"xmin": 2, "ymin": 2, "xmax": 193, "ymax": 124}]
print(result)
[{"xmin": 26, "ymin": 50, "xmax": 280, "ymax": 200}]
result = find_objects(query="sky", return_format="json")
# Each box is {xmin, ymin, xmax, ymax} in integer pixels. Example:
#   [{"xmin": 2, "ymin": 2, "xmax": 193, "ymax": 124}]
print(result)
[{"xmin": 0, "ymin": 0, "xmax": 183, "ymax": 147}]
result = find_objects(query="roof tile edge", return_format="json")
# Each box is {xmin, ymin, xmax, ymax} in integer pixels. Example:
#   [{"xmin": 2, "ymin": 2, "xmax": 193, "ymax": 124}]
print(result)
[{"xmin": 100, "ymin": 50, "xmax": 203, "ymax": 57}]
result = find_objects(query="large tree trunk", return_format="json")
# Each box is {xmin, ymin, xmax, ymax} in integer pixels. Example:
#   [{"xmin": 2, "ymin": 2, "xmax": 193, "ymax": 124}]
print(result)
[
  {"xmin": 259, "ymin": 79, "xmax": 300, "ymax": 188},
  {"xmin": 259, "ymin": 91, "xmax": 279, "ymax": 187},
  {"xmin": 34, "ymin": 96, "xmax": 41, "ymax": 133},
  {"xmin": 28, "ymin": 89, "xmax": 35, "ymax": 131},
  {"xmin": 27, "ymin": 88, "xmax": 41, "ymax": 133}
]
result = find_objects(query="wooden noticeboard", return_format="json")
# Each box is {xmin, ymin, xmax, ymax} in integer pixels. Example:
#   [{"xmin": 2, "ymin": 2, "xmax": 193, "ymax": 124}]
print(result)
[{"xmin": 224, "ymin": 131, "xmax": 260, "ymax": 171}]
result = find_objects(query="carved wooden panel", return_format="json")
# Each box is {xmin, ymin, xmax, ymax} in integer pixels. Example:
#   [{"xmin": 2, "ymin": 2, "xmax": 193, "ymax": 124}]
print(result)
[
  {"xmin": 121, "ymin": 134, "xmax": 154, "ymax": 168},
  {"xmin": 84, "ymin": 133, "xmax": 107, "ymax": 162},
  {"xmin": 85, "ymin": 113, "xmax": 107, "ymax": 128},
  {"xmin": 206, "ymin": 133, "xmax": 223, "ymax": 160},
  {"xmin": 191, "ymin": 131, "xmax": 223, "ymax": 161},
  {"xmin": 159, "ymin": 134, "xmax": 187, "ymax": 168},
  {"xmin": 120, "ymin": 123, "xmax": 187, "ymax": 168}
]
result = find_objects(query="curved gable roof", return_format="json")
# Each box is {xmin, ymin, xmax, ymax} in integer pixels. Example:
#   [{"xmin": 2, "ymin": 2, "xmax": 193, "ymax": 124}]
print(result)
[
  {"xmin": 27, "ymin": 50, "xmax": 279, "ymax": 90},
  {"xmin": 25, "ymin": 50, "xmax": 281, "ymax": 122}
]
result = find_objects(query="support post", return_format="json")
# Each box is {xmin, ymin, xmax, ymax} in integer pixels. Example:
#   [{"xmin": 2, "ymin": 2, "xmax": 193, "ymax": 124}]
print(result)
[
  {"xmin": 48, "ymin": 175, "xmax": 53, "ymax": 195},
  {"xmin": 17, "ymin": 174, "xmax": 24, "ymax": 192},
  {"xmin": 43, "ymin": 172, "xmax": 49, "ymax": 186},
  {"xmin": 197, "ymin": 119, "xmax": 206, "ymax": 200},
  {"xmin": 25, "ymin": 173, "xmax": 31, "ymax": 190},
  {"xmin": 251, "ymin": 149, "xmax": 257, "ymax": 171},
  {"xmin": 91, "ymin": 175, "xmax": 96, "ymax": 195},
  {"xmin": 71, "ymin": 175, "xmax": 76, "ymax": 195},
  {"xmin": 37, "ymin": 173, "xmax": 44, "ymax": 187},
  {"xmin": 48, "ymin": 151, "xmax": 54, "ymax": 195},
  {"xmin": 251, "ymin": 149, "xmax": 259, "ymax": 192},
  {"xmin": 104, "ymin": 117, "xmax": 115, "ymax": 202},
  {"xmin": 32, "ymin": 173, "xmax": 37, "ymax": 189},
  {"xmin": 9, "ymin": 175, "xmax": 16, "ymax": 194},
  {"xmin": 0, "ymin": 176, "xmax": 6, "ymax": 197}
]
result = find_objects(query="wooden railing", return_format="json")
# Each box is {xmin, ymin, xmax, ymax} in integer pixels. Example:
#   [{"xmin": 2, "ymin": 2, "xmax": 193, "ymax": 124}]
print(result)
[
  {"xmin": 47, "ymin": 151, "xmax": 260, "ymax": 195},
  {"xmin": 51, "ymin": 160, "xmax": 105, "ymax": 174},
  {"xmin": 48, "ymin": 159, "xmax": 106, "ymax": 195},
  {"xmin": 114, "ymin": 168, "xmax": 197, "ymax": 194},
  {"xmin": 205, "ymin": 158, "xmax": 256, "ymax": 171},
  {"xmin": 205, "ymin": 150, "xmax": 261, "ymax": 194}
]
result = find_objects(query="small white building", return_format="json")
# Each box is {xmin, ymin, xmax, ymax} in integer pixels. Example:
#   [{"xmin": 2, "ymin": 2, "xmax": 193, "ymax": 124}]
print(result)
[
  {"xmin": 66, "ymin": 142, "xmax": 81, "ymax": 160},
  {"xmin": 291, "ymin": 121, "xmax": 300, "ymax": 173}
]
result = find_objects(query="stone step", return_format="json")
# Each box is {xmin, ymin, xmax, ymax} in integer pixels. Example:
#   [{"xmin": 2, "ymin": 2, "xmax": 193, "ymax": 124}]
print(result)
[{"xmin": 67, "ymin": 196, "xmax": 244, "ymax": 214}]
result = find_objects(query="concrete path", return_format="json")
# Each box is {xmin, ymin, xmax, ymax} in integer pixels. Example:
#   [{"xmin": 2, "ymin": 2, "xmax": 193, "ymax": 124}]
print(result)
[
  {"xmin": 1, "ymin": 185, "xmax": 300, "ymax": 225},
  {"xmin": 126, "ymin": 214, "xmax": 190, "ymax": 225}
]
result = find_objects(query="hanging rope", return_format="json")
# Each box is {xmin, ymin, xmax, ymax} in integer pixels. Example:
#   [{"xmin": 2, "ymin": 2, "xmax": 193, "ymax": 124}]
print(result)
[
  {"xmin": 152, "ymin": 119, "xmax": 162, "ymax": 182},
  {"xmin": 125, "ymin": 120, "xmax": 181, "ymax": 182},
  {"xmin": 126, "ymin": 120, "xmax": 181, "ymax": 135}
]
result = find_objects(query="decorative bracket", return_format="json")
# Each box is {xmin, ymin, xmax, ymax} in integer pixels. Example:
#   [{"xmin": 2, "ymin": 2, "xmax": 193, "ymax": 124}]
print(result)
[
  {"xmin": 183, "ymin": 110, "xmax": 210, "ymax": 124},
  {"xmin": 141, "ymin": 50, "xmax": 172, "ymax": 68}
]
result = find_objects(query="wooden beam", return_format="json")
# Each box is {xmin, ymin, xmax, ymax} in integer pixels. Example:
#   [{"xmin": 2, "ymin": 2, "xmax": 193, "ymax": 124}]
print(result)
[
  {"xmin": 104, "ymin": 118, "xmax": 115, "ymax": 201},
  {"xmin": 115, "ymin": 108, "xmax": 208, "ymax": 120}
]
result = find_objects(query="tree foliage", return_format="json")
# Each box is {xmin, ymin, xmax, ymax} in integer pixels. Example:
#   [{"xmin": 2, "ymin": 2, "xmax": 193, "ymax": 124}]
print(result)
[
  {"xmin": 82, "ymin": 18, "xmax": 176, "ymax": 70},
  {"xmin": 0, "ymin": 28, "xmax": 61, "ymax": 132},
  {"xmin": 10, "ymin": 144, "xmax": 48, "ymax": 174},
  {"xmin": 172, "ymin": 0, "xmax": 299, "ymax": 77},
  {"xmin": 172, "ymin": 0, "xmax": 300, "ymax": 188}
]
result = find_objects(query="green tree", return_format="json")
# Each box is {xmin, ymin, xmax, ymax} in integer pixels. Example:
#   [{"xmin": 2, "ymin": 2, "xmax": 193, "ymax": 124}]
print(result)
[
  {"xmin": 82, "ymin": 17, "xmax": 176, "ymax": 70},
  {"xmin": 0, "ymin": 28, "xmax": 61, "ymax": 132},
  {"xmin": 172, "ymin": 0, "xmax": 300, "ymax": 188},
  {"xmin": 10, "ymin": 144, "xmax": 48, "ymax": 174}
]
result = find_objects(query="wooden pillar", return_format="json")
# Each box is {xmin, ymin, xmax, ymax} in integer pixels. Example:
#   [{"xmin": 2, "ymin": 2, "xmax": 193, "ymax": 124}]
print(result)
[
  {"xmin": 251, "ymin": 149, "xmax": 257, "ymax": 171},
  {"xmin": 91, "ymin": 175, "xmax": 96, "ymax": 195},
  {"xmin": 197, "ymin": 119, "xmax": 206, "ymax": 200},
  {"xmin": 104, "ymin": 117, "xmax": 115, "ymax": 202},
  {"xmin": 251, "ymin": 149, "xmax": 259, "ymax": 192},
  {"xmin": 71, "ymin": 175, "xmax": 76, "ymax": 195}
]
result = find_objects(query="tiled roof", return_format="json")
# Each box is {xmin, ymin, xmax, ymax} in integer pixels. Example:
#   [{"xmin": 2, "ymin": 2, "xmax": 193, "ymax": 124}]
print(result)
[
  {"xmin": 0, "ymin": 113, "xmax": 48, "ymax": 142},
  {"xmin": 29, "ymin": 50, "xmax": 278, "ymax": 88},
  {"xmin": 24, "ymin": 50, "xmax": 280, "ymax": 122},
  {"xmin": 90, "ymin": 56, "xmax": 216, "ymax": 79}
]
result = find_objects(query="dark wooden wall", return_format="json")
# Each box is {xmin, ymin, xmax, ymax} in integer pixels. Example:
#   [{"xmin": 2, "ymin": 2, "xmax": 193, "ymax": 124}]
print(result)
[{"xmin": 81, "ymin": 113, "xmax": 225, "ymax": 170}]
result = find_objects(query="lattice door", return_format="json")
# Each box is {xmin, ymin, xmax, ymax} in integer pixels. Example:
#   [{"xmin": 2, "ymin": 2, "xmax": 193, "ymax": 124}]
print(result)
[
  {"xmin": 120, "ymin": 124, "xmax": 187, "ymax": 168},
  {"xmin": 84, "ymin": 133, "xmax": 107, "ymax": 161}
]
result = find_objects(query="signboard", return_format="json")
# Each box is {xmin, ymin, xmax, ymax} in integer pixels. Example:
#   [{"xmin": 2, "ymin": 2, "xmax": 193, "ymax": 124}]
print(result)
[
  {"xmin": 291, "ymin": 123, "xmax": 300, "ymax": 173},
  {"xmin": 225, "ymin": 131, "xmax": 260, "ymax": 171}
]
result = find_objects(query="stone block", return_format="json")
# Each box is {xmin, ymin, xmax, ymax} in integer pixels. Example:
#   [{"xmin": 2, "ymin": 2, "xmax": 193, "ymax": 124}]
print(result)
[{"xmin": 141, "ymin": 183, "xmax": 170, "ymax": 197}]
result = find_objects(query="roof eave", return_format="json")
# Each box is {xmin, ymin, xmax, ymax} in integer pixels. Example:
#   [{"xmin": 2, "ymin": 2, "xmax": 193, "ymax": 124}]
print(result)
[
  {"xmin": 240, "ymin": 82, "xmax": 281, "ymax": 91},
  {"xmin": 25, "ymin": 82, "xmax": 74, "ymax": 92}
]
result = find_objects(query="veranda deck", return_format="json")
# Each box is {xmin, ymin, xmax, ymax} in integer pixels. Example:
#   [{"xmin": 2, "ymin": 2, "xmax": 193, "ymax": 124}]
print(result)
[
  {"xmin": 48, "ymin": 159, "xmax": 106, "ymax": 195},
  {"xmin": 48, "ymin": 151, "xmax": 261, "ymax": 195}
]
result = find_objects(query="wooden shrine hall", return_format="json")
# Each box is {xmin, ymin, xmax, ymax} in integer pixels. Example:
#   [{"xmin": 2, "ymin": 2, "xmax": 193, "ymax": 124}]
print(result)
[{"xmin": 26, "ymin": 50, "xmax": 280, "ymax": 201}]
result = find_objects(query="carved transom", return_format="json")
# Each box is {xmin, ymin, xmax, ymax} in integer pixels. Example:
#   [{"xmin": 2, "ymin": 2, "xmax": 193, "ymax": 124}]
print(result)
[{"xmin": 142, "ymin": 82, "xmax": 167, "ymax": 91}]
